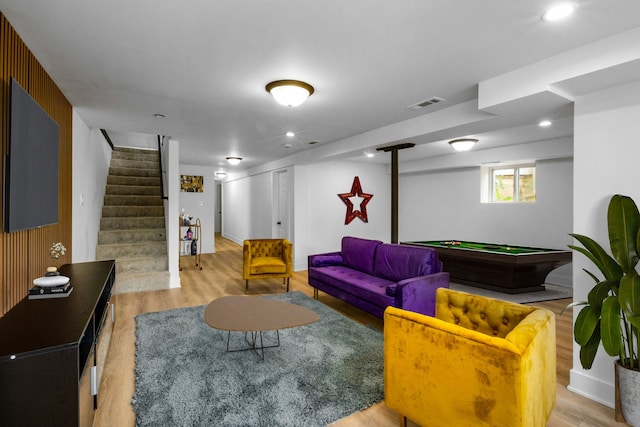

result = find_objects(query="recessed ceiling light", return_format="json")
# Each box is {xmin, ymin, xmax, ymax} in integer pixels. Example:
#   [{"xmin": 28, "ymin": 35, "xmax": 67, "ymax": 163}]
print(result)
[
  {"xmin": 542, "ymin": 2, "xmax": 577, "ymax": 21},
  {"xmin": 539, "ymin": 120, "xmax": 552, "ymax": 127},
  {"xmin": 366, "ymin": 152, "xmax": 374, "ymax": 158},
  {"xmin": 286, "ymin": 131, "xmax": 295, "ymax": 137}
]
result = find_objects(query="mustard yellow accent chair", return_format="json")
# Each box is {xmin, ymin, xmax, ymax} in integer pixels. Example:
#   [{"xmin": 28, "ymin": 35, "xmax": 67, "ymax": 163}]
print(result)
[
  {"xmin": 384, "ymin": 288, "xmax": 556, "ymax": 427},
  {"xmin": 242, "ymin": 239, "xmax": 293, "ymax": 293}
]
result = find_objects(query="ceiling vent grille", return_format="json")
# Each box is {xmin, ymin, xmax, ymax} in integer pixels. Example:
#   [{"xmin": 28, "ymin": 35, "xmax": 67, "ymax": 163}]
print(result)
[{"xmin": 406, "ymin": 96, "xmax": 446, "ymax": 110}]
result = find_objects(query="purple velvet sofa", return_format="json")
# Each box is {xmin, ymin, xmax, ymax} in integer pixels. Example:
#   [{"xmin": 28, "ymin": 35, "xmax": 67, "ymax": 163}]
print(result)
[{"xmin": 307, "ymin": 236, "xmax": 449, "ymax": 318}]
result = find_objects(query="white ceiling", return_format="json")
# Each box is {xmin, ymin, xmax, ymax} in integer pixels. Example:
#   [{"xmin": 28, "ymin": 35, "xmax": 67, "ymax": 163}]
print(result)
[{"xmin": 1, "ymin": 1, "xmax": 639, "ymax": 172}]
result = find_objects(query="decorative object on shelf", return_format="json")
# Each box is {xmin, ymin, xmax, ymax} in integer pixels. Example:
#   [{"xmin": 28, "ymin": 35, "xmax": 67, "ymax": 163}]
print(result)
[
  {"xmin": 180, "ymin": 175, "xmax": 204, "ymax": 192},
  {"xmin": 34, "ymin": 275, "xmax": 70, "ymax": 288},
  {"xmin": 47, "ymin": 242, "xmax": 66, "ymax": 274},
  {"xmin": 338, "ymin": 176, "xmax": 373, "ymax": 225},
  {"xmin": 179, "ymin": 218, "xmax": 202, "ymax": 270},
  {"xmin": 563, "ymin": 194, "xmax": 640, "ymax": 426}
]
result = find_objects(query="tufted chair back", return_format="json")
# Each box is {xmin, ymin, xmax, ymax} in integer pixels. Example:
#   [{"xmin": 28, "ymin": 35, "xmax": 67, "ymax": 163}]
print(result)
[
  {"xmin": 249, "ymin": 240, "xmax": 284, "ymax": 258},
  {"xmin": 435, "ymin": 287, "xmax": 533, "ymax": 338},
  {"xmin": 384, "ymin": 287, "xmax": 556, "ymax": 427}
]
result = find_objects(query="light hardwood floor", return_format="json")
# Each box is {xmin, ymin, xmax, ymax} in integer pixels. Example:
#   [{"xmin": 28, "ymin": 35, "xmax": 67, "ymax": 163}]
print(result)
[{"xmin": 93, "ymin": 234, "xmax": 628, "ymax": 427}]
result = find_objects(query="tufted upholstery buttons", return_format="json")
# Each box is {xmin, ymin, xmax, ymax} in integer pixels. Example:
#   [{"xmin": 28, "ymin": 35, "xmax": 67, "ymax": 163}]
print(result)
[
  {"xmin": 454, "ymin": 316, "xmax": 460, "ymax": 324},
  {"xmin": 480, "ymin": 312, "xmax": 486, "ymax": 319},
  {"xmin": 503, "ymin": 317, "xmax": 509, "ymax": 325}
]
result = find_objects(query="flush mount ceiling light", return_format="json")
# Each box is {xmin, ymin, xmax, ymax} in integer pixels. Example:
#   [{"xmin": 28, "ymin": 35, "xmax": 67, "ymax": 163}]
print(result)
[
  {"xmin": 539, "ymin": 119, "xmax": 552, "ymax": 127},
  {"xmin": 286, "ymin": 131, "xmax": 295, "ymax": 137},
  {"xmin": 449, "ymin": 138, "xmax": 478, "ymax": 152},
  {"xmin": 215, "ymin": 172, "xmax": 227, "ymax": 177},
  {"xmin": 542, "ymin": 2, "xmax": 577, "ymax": 21},
  {"xmin": 226, "ymin": 156, "xmax": 242, "ymax": 165},
  {"xmin": 266, "ymin": 80, "xmax": 314, "ymax": 107}
]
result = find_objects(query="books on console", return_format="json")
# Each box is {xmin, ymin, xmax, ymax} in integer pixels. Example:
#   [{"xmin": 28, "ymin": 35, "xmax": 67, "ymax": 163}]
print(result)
[{"xmin": 28, "ymin": 282, "xmax": 74, "ymax": 299}]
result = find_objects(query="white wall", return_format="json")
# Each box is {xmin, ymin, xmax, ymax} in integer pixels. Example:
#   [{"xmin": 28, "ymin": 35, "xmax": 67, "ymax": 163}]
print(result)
[
  {"xmin": 222, "ymin": 160, "xmax": 390, "ymax": 270},
  {"xmin": 222, "ymin": 171, "xmax": 271, "ymax": 244},
  {"xmin": 178, "ymin": 164, "xmax": 216, "ymax": 254},
  {"xmin": 293, "ymin": 160, "xmax": 391, "ymax": 269},
  {"xmin": 569, "ymin": 80, "xmax": 640, "ymax": 408},
  {"xmin": 399, "ymin": 158, "xmax": 573, "ymax": 249},
  {"xmin": 71, "ymin": 110, "xmax": 111, "ymax": 263}
]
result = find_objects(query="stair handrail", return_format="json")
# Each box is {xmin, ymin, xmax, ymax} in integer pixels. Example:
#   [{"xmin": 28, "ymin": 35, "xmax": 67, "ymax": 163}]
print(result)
[{"xmin": 158, "ymin": 135, "xmax": 168, "ymax": 200}]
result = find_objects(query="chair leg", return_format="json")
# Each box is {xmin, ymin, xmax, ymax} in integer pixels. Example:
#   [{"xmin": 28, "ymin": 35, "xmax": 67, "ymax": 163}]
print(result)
[
  {"xmin": 285, "ymin": 277, "xmax": 290, "ymax": 292},
  {"xmin": 245, "ymin": 279, "xmax": 249, "ymax": 294},
  {"xmin": 399, "ymin": 415, "xmax": 408, "ymax": 427},
  {"xmin": 313, "ymin": 288, "xmax": 318, "ymax": 299}
]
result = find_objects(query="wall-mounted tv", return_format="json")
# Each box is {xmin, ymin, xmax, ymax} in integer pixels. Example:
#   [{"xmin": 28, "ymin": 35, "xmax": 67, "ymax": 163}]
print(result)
[{"xmin": 3, "ymin": 77, "xmax": 59, "ymax": 233}]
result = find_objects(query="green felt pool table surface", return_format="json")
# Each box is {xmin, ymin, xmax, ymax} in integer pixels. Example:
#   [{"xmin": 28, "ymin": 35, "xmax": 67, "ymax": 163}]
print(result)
[
  {"xmin": 410, "ymin": 240, "xmax": 565, "ymax": 255},
  {"xmin": 402, "ymin": 240, "xmax": 572, "ymax": 294}
]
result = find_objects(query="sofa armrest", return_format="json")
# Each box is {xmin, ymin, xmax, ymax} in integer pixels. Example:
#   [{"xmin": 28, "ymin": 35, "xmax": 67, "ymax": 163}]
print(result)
[
  {"xmin": 394, "ymin": 272, "xmax": 449, "ymax": 316},
  {"xmin": 308, "ymin": 251, "xmax": 343, "ymax": 268}
]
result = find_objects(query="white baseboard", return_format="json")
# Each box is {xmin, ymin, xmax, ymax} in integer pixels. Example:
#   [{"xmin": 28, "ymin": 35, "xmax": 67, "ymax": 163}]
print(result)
[{"xmin": 568, "ymin": 368, "xmax": 615, "ymax": 408}]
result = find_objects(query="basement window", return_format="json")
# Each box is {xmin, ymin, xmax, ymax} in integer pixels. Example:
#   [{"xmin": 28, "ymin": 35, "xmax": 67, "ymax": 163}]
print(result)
[{"xmin": 482, "ymin": 163, "xmax": 536, "ymax": 203}]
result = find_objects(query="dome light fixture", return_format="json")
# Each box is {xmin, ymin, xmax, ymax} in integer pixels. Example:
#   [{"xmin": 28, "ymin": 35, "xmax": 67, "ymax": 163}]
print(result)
[
  {"xmin": 542, "ymin": 2, "xmax": 577, "ymax": 21},
  {"xmin": 539, "ymin": 119, "xmax": 552, "ymax": 127},
  {"xmin": 215, "ymin": 172, "xmax": 227, "ymax": 178},
  {"xmin": 449, "ymin": 138, "xmax": 478, "ymax": 152},
  {"xmin": 266, "ymin": 80, "xmax": 314, "ymax": 107},
  {"xmin": 226, "ymin": 156, "xmax": 242, "ymax": 165}
]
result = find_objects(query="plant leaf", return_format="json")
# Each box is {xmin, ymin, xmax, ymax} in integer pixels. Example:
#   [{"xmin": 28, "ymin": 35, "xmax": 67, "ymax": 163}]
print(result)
[
  {"xmin": 600, "ymin": 296, "xmax": 622, "ymax": 356},
  {"xmin": 587, "ymin": 280, "xmax": 616, "ymax": 311},
  {"xmin": 569, "ymin": 234, "xmax": 623, "ymax": 281},
  {"xmin": 560, "ymin": 301, "xmax": 586, "ymax": 315},
  {"xmin": 579, "ymin": 325, "xmax": 601, "ymax": 369},
  {"xmin": 608, "ymin": 195, "xmax": 640, "ymax": 273},
  {"xmin": 574, "ymin": 306, "xmax": 600, "ymax": 346},
  {"xmin": 619, "ymin": 273, "xmax": 640, "ymax": 322}
]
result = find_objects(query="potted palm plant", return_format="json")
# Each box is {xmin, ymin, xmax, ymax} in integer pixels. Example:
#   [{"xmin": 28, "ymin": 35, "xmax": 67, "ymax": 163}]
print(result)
[{"xmin": 566, "ymin": 194, "xmax": 640, "ymax": 426}]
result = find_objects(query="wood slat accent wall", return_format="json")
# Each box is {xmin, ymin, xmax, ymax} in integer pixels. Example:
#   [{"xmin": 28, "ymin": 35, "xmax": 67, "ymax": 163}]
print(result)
[{"xmin": 0, "ymin": 14, "xmax": 73, "ymax": 317}]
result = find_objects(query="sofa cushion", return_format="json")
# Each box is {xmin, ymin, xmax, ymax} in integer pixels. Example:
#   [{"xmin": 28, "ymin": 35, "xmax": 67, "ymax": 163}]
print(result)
[
  {"xmin": 250, "ymin": 257, "xmax": 287, "ymax": 274},
  {"xmin": 341, "ymin": 236, "xmax": 382, "ymax": 275},
  {"xmin": 308, "ymin": 265, "xmax": 395, "ymax": 308},
  {"xmin": 374, "ymin": 244, "xmax": 440, "ymax": 282},
  {"xmin": 310, "ymin": 254, "xmax": 343, "ymax": 267}
]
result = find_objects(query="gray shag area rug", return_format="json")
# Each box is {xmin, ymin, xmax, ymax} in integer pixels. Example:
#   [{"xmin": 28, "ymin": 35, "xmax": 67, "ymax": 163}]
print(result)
[{"xmin": 133, "ymin": 291, "xmax": 383, "ymax": 426}]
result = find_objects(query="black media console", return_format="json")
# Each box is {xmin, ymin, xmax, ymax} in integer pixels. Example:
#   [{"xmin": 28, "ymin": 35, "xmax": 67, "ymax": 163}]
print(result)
[{"xmin": 0, "ymin": 260, "xmax": 116, "ymax": 427}]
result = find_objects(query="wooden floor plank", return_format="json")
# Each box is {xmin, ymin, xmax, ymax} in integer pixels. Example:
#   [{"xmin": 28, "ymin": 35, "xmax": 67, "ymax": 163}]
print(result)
[{"xmin": 93, "ymin": 234, "xmax": 627, "ymax": 427}]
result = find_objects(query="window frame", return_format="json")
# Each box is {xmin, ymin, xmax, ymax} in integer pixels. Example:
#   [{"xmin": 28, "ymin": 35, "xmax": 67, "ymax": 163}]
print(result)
[{"xmin": 485, "ymin": 163, "xmax": 536, "ymax": 204}]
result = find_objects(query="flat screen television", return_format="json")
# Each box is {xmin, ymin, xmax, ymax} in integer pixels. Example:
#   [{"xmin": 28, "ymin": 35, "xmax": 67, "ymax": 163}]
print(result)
[{"xmin": 3, "ymin": 77, "xmax": 59, "ymax": 233}]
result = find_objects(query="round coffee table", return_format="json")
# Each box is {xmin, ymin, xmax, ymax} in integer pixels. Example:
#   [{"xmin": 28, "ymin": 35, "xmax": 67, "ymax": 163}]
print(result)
[{"xmin": 204, "ymin": 295, "xmax": 320, "ymax": 359}]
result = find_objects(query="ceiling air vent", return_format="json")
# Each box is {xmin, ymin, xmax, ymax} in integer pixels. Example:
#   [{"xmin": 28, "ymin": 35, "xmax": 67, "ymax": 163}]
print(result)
[{"xmin": 406, "ymin": 96, "xmax": 446, "ymax": 110}]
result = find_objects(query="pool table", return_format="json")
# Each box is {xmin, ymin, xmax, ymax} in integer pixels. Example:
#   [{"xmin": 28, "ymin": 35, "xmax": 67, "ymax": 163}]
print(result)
[{"xmin": 401, "ymin": 240, "xmax": 572, "ymax": 294}]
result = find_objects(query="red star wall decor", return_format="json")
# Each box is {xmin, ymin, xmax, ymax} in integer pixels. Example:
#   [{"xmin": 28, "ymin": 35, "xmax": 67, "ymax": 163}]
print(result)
[{"xmin": 338, "ymin": 176, "xmax": 374, "ymax": 225}]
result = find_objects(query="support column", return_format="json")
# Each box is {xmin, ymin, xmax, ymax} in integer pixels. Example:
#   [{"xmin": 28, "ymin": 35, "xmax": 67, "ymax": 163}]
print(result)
[{"xmin": 376, "ymin": 143, "xmax": 415, "ymax": 244}]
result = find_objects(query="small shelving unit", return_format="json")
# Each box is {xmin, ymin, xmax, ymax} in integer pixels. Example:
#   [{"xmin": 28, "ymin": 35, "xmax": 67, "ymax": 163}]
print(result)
[{"xmin": 179, "ymin": 217, "xmax": 202, "ymax": 270}]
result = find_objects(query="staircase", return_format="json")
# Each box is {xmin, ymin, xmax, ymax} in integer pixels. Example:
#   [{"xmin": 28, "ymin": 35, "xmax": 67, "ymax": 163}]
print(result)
[{"xmin": 96, "ymin": 147, "xmax": 170, "ymax": 293}]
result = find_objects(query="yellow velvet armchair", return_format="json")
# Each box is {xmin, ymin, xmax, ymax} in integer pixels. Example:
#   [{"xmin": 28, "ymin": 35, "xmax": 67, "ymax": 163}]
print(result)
[
  {"xmin": 384, "ymin": 288, "xmax": 556, "ymax": 427},
  {"xmin": 242, "ymin": 239, "xmax": 292, "ymax": 293}
]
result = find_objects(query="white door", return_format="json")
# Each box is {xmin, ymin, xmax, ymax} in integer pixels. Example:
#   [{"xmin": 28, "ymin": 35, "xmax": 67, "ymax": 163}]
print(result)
[{"xmin": 274, "ymin": 170, "xmax": 290, "ymax": 239}]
